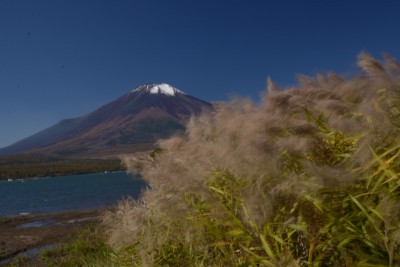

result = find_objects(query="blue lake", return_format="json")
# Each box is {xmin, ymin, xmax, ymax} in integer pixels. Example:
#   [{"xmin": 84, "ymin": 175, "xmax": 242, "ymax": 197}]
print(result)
[{"xmin": 0, "ymin": 172, "xmax": 147, "ymax": 216}]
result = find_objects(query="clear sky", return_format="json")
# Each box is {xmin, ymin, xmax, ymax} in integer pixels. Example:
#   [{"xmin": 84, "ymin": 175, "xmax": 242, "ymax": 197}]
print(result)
[{"xmin": 1, "ymin": 0, "xmax": 399, "ymax": 148}]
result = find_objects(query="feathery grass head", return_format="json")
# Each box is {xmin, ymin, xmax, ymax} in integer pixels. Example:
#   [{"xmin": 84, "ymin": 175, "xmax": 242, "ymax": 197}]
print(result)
[{"xmin": 104, "ymin": 53, "xmax": 400, "ymax": 266}]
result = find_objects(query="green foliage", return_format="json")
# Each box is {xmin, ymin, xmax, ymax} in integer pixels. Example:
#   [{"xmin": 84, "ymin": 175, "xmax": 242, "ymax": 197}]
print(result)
[
  {"xmin": 3, "ymin": 255, "xmax": 30, "ymax": 267},
  {"xmin": 305, "ymin": 108, "xmax": 359, "ymax": 166},
  {"xmin": 38, "ymin": 225, "xmax": 115, "ymax": 267}
]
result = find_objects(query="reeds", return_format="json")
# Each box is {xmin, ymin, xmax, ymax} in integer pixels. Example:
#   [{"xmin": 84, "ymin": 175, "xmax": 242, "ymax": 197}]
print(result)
[{"xmin": 103, "ymin": 53, "xmax": 400, "ymax": 266}]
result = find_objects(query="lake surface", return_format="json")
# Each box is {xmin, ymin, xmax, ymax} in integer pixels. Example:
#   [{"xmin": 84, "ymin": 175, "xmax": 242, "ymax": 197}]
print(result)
[{"xmin": 0, "ymin": 172, "xmax": 147, "ymax": 216}]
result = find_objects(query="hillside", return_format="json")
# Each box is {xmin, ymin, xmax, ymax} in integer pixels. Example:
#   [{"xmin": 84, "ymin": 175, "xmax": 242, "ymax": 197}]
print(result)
[{"xmin": 0, "ymin": 84, "xmax": 212, "ymax": 158}]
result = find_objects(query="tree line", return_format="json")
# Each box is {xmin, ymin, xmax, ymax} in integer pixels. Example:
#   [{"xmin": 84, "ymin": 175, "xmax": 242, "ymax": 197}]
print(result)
[{"xmin": 0, "ymin": 155, "xmax": 125, "ymax": 180}]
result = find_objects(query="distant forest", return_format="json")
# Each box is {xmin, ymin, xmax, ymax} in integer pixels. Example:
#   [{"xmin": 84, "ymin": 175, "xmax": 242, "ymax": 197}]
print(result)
[{"xmin": 0, "ymin": 155, "xmax": 125, "ymax": 180}]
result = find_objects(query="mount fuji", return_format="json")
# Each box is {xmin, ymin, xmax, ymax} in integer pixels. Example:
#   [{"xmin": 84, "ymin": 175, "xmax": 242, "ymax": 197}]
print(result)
[{"xmin": 0, "ymin": 84, "xmax": 212, "ymax": 157}]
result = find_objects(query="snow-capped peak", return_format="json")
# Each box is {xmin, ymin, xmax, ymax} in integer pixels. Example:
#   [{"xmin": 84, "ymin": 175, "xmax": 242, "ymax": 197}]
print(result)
[{"xmin": 132, "ymin": 83, "xmax": 185, "ymax": 96}]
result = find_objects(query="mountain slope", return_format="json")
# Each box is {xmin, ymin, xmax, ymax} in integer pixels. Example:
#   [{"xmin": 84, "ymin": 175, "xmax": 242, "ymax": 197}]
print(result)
[{"xmin": 0, "ymin": 84, "xmax": 212, "ymax": 157}]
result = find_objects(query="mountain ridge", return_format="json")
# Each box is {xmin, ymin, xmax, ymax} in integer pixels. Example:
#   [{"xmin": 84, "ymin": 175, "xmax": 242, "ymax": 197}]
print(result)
[{"xmin": 0, "ymin": 84, "xmax": 212, "ymax": 157}]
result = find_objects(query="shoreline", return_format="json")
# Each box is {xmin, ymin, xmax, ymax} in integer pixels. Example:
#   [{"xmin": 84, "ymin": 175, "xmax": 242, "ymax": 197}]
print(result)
[
  {"xmin": 0, "ymin": 169, "xmax": 127, "ymax": 182},
  {"xmin": 0, "ymin": 209, "xmax": 104, "ymax": 264},
  {"xmin": 0, "ymin": 169, "xmax": 127, "ymax": 183}
]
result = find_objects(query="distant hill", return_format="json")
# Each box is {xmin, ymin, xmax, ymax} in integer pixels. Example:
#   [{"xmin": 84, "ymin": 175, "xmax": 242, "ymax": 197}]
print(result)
[{"xmin": 0, "ymin": 84, "xmax": 212, "ymax": 158}]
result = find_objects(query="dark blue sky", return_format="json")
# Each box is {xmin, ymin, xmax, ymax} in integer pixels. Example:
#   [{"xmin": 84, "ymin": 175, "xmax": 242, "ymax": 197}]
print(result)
[{"xmin": 1, "ymin": 0, "xmax": 399, "ymax": 148}]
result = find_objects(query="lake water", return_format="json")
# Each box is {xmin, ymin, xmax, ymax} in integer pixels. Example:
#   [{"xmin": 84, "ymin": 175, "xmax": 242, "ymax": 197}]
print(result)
[{"xmin": 0, "ymin": 172, "xmax": 147, "ymax": 216}]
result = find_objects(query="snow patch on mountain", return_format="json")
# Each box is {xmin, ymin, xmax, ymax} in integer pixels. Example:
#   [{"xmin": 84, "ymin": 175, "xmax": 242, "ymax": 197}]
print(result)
[{"xmin": 133, "ymin": 83, "xmax": 185, "ymax": 96}]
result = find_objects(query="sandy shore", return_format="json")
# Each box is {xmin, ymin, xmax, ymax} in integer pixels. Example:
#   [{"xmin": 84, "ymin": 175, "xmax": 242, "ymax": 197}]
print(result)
[{"xmin": 0, "ymin": 210, "xmax": 102, "ymax": 265}]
